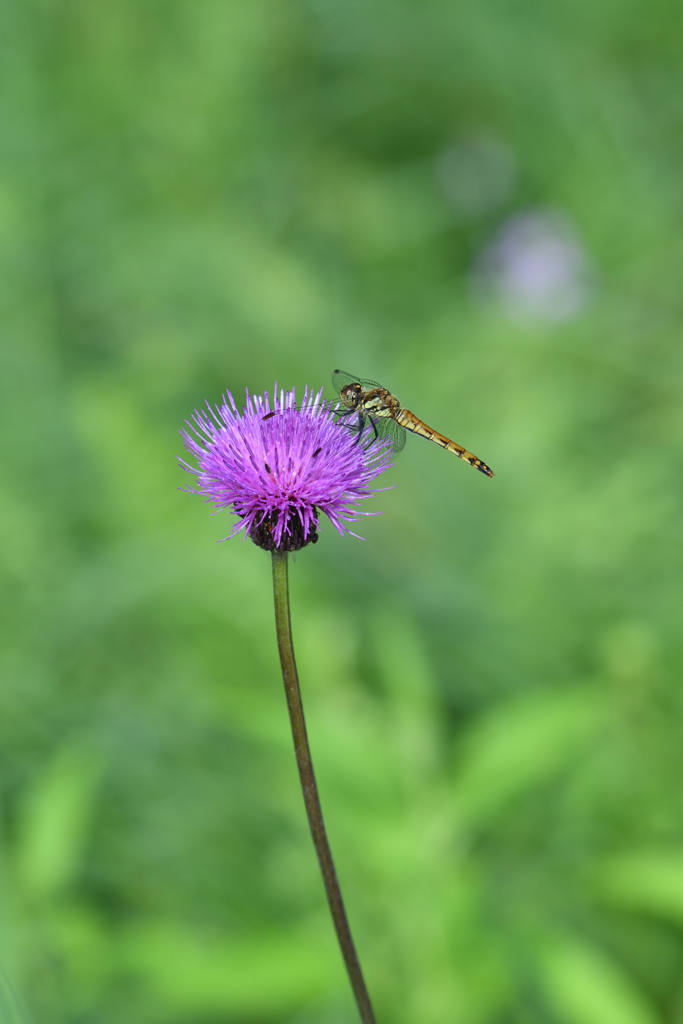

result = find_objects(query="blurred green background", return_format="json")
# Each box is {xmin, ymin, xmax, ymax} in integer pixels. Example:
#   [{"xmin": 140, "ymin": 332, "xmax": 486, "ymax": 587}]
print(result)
[{"xmin": 2, "ymin": 0, "xmax": 683, "ymax": 1021}]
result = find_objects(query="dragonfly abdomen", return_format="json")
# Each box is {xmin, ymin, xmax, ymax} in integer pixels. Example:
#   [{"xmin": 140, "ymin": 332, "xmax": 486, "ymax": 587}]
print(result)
[{"xmin": 396, "ymin": 408, "xmax": 494, "ymax": 477}]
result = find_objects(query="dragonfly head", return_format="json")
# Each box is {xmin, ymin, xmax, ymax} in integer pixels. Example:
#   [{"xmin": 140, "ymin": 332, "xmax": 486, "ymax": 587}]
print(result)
[{"xmin": 339, "ymin": 382, "xmax": 362, "ymax": 409}]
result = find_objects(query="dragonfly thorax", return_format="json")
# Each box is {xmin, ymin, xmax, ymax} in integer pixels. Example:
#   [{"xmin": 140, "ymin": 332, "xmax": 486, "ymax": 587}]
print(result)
[{"xmin": 362, "ymin": 393, "xmax": 396, "ymax": 417}]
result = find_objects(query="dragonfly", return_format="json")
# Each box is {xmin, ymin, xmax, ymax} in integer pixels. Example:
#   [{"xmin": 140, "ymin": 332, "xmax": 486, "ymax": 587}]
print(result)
[{"xmin": 331, "ymin": 369, "xmax": 494, "ymax": 477}]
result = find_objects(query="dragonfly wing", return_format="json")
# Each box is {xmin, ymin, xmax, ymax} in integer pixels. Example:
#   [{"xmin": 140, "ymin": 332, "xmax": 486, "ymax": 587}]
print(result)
[
  {"xmin": 375, "ymin": 416, "xmax": 406, "ymax": 454},
  {"xmin": 331, "ymin": 369, "xmax": 358, "ymax": 393},
  {"xmin": 333, "ymin": 410, "xmax": 405, "ymax": 454},
  {"xmin": 332, "ymin": 369, "xmax": 384, "ymax": 393}
]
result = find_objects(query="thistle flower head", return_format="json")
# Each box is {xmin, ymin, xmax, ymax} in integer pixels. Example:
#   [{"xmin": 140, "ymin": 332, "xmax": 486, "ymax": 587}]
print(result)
[{"xmin": 180, "ymin": 384, "xmax": 393, "ymax": 551}]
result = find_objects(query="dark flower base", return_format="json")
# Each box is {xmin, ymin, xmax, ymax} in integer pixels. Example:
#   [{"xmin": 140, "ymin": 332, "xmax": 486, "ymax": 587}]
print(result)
[{"xmin": 249, "ymin": 509, "xmax": 319, "ymax": 551}]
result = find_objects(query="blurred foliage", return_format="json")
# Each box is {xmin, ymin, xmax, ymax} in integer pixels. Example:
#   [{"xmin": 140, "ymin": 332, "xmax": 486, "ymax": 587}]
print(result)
[{"xmin": 2, "ymin": 0, "xmax": 683, "ymax": 1021}]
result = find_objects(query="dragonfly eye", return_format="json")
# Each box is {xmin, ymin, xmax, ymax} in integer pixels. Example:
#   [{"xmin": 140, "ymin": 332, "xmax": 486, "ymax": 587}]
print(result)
[{"xmin": 340, "ymin": 384, "xmax": 361, "ymax": 408}]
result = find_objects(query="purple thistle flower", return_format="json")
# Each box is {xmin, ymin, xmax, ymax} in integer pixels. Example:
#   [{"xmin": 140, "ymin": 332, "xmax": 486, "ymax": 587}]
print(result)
[{"xmin": 180, "ymin": 384, "xmax": 393, "ymax": 551}]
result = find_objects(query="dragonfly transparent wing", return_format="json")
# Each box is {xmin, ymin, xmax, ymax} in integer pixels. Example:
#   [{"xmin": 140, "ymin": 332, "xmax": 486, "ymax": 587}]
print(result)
[
  {"xmin": 375, "ymin": 416, "xmax": 406, "ymax": 454},
  {"xmin": 335, "ymin": 415, "xmax": 406, "ymax": 454},
  {"xmin": 331, "ymin": 369, "xmax": 384, "ymax": 393}
]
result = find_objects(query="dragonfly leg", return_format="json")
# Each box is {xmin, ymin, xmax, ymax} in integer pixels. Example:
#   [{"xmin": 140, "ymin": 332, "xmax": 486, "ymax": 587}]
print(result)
[{"xmin": 354, "ymin": 413, "xmax": 367, "ymax": 444}]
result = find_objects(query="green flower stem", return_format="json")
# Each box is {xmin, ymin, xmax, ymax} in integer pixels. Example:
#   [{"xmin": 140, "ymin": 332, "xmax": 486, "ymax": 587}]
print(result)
[{"xmin": 271, "ymin": 548, "xmax": 377, "ymax": 1024}]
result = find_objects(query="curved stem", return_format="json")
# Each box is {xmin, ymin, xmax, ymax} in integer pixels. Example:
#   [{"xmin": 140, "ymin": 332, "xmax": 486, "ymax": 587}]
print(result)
[{"xmin": 271, "ymin": 549, "xmax": 377, "ymax": 1024}]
